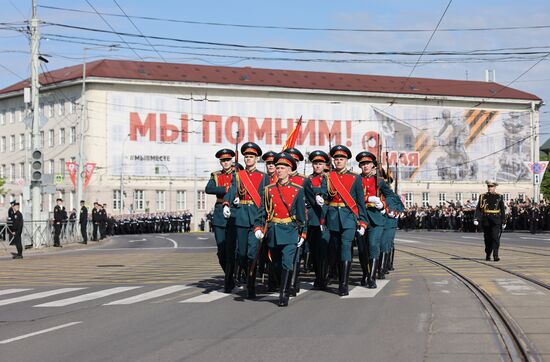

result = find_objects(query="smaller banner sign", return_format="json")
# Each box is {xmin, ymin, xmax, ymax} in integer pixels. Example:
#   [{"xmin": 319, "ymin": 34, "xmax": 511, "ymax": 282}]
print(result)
[
  {"xmin": 84, "ymin": 163, "xmax": 96, "ymax": 189},
  {"xmin": 65, "ymin": 161, "xmax": 77, "ymax": 188}
]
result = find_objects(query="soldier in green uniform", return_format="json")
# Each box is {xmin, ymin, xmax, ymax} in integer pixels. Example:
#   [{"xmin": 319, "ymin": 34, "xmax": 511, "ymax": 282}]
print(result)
[
  {"xmin": 474, "ymin": 180, "xmax": 506, "ymax": 261},
  {"xmin": 205, "ymin": 148, "xmax": 236, "ymax": 278},
  {"xmin": 326, "ymin": 145, "xmax": 368, "ymax": 296},
  {"xmin": 254, "ymin": 153, "xmax": 307, "ymax": 307},
  {"xmin": 303, "ymin": 150, "xmax": 330, "ymax": 289},
  {"xmin": 223, "ymin": 142, "xmax": 270, "ymax": 298}
]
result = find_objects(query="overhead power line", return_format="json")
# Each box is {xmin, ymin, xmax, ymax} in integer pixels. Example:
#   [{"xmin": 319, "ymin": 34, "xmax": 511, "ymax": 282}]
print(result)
[{"xmin": 37, "ymin": 5, "xmax": 550, "ymax": 33}]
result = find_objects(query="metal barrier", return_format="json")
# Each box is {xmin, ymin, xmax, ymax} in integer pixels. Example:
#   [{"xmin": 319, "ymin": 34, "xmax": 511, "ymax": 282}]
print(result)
[{"xmin": 0, "ymin": 220, "xmax": 93, "ymax": 249}]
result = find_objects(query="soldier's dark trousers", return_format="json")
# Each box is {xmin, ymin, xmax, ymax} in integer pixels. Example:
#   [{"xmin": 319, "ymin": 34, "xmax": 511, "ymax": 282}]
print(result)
[
  {"xmin": 53, "ymin": 224, "xmax": 62, "ymax": 246},
  {"xmin": 224, "ymin": 223, "xmax": 237, "ymax": 292},
  {"xmin": 100, "ymin": 223, "xmax": 106, "ymax": 239},
  {"xmin": 80, "ymin": 223, "xmax": 88, "ymax": 242},
  {"xmin": 13, "ymin": 234, "xmax": 23, "ymax": 256},
  {"xmin": 482, "ymin": 223, "xmax": 501, "ymax": 258},
  {"xmin": 93, "ymin": 223, "xmax": 99, "ymax": 241},
  {"xmin": 213, "ymin": 226, "xmax": 227, "ymax": 272},
  {"xmin": 307, "ymin": 225, "xmax": 329, "ymax": 287}
]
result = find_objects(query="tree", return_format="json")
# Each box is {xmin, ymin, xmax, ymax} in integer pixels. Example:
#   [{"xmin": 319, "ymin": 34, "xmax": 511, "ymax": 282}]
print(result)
[{"xmin": 540, "ymin": 153, "xmax": 550, "ymax": 199}]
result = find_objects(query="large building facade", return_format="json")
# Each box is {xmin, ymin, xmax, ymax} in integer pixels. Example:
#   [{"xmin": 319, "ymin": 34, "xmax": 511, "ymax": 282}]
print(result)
[{"xmin": 0, "ymin": 60, "xmax": 543, "ymax": 227}]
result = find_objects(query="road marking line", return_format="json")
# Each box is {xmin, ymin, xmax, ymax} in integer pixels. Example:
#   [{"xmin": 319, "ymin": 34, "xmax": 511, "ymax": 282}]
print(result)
[
  {"xmin": 395, "ymin": 238, "xmax": 418, "ymax": 243},
  {"xmin": 494, "ymin": 278, "xmax": 545, "ymax": 296},
  {"xmin": 129, "ymin": 238, "xmax": 147, "ymax": 243},
  {"xmin": 461, "ymin": 236, "xmax": 482, "ymax": 240},
  {"xmin": 520, "ymin": 236, "xmax": 550, "ymax": 241},
  {"xmin": 341, "ymin": 280, "xmax": 390, "ymax": 299},
  {"xmin": 105, "ymin": 285, "xmax": 191, "ymax": 305},
  {"xmin": 34, "ymin": 287, "xmax": 142, "ymax": 307},
  {"xmin": 0, "ymin": 288, "xmax": 32, "ymax": 297},
  {"xmin": 0, "ymin": 321, "xmax": 82, "ymax": 344},
  {"xmin": 155, "ymin": 236, "xmax": 178, "ymax": 248},
  {"xmin": 0, "ymin": 288, "xmax": 85, "ymax": 307},
  {"xmin": 180, "ymin": 289, "xmax": 229, "ymax": 303}
]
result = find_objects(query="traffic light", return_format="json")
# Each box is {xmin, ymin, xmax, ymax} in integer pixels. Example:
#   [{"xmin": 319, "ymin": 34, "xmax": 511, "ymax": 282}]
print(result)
[{"xmin": 31, "ymin": 149, "xmax": 44, "ymax": 184}]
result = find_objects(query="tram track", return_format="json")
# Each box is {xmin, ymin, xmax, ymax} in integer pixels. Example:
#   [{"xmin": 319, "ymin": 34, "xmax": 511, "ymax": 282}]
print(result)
[
  {"xmin": 398, "ymin": 248, "xmax": 541, "ymax": 362},
  {"xmin": 396, "ymin": 243, "xmax": 550, "ymax": 291}
]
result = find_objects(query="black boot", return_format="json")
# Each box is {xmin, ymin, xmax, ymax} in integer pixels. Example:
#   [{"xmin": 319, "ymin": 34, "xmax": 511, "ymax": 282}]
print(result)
[
  {"xmin": 338, "ymin": 261, "xmax": 351, "ymax": 296},
  {"xmin": 485, "ymin": 253, "xmax": 491, "ymax": 261},
  {"xmin": 389, "ymin": 248, "xmax": 395, "ymax": 271},
  {"xmin": 278, "ymin": 269, "xmax": 291, "ymax": 307},
  {"xmin": 247, "ymin": 260, "xmax": 257, "ymax": 299},
  {"xmin": 303, "ymin": 252, "xmax": 311, "ymax": 273},
  {"xmin": 378, "ymin": 253, "xmax": 386, "ymax": 280},
  {"xmin": 359, "ymin": 252, "xmax": 368, "ymax": 286},
  {"xmin": 493, "ymin": 251, "xmax": 500, "ymax": 262},
  {"xmin": 384, "ymin": 253, "xmax": 390, "ymax": 275},
  {"xmin": 367, "ymin": 258, "xmax": 377, "ymax": 289},
  {"xmin": 267, "ymin": 263, "xmax": 278, "ymax": 292}
]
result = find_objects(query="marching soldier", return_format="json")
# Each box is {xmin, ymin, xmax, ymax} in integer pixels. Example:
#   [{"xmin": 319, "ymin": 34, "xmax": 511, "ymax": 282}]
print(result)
[
  {"xmin": 92, "ymin": 202, "xmax": 100, "ymax": 241},
  {"xmin": 379, "ymin": 169, "xmax": 404, "ymax": 274},
  {"xmin": 303, "ymin": 150, "xmax": 330, "ymax": 289},
  {"xmin": 53, "ymin": 198, "xmax": 67, "ymax": 247},
  {"xmin": 355, "ymin": 151, "xmax": 394, "ymax": 288},
  {"xmin": 223, "ymin": 142, "xmax": 270, "ymax": 299},
  {"xmin": 326, "ymin": 145, "xmax": 368, "ymax": 296},
  {"xmin": 10, "ymin": 202, "xmax": 24, "ymax": 259},
  {"xmin": 79, "ymin": 200, "xmax": 88, "ymax": 244},
  {"xmin": 283, "ymin": 147, "xmax": 308, "ymax": 294},
  {"xmin": 262, "ymin": 151, "xmax": 278, "ymax": 184},
  {"xmin": 254, "ymin": 153, "xmax": 306, "ymax": 307},
  {"xmin": 205, "ymin": 148, "xmax": 236, "ymax": 281},
  {"xmin": 474, "ymin": 180, "xmax": 506, "ymax": 261}
]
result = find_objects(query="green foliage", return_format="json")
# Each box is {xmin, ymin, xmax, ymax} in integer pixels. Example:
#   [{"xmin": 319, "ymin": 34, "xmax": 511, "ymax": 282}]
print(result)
[
  {"xmin": 0, "ymin": 177, "xmax": 5, "ymax": 196},
  {"xmin": 541, "ymin": 153, "xmax": 550, "ymax": 200}
]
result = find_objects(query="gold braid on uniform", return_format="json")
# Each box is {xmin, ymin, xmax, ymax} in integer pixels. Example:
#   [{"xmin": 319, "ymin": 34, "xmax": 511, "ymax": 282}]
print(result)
[
  {"xmin": 327, "ymin": 175, "xmax": 337, "ymax": 197},
  {"xmin": 479, "ymin": 194, "xmax": 486, "ymax": 210},
  {"xmin": 236, "ymin": 173, "xmax": 246, "ymax": 197},
  {"xmin": 264, "ymin": 186, "xmax": 274, "ymax": 222}
]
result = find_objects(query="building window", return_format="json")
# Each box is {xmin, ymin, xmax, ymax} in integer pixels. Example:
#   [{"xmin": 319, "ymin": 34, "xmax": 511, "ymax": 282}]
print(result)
[
  {"xmin": 113, "ymin": 190, "xmax": 121, "ymax": 211},
  {"xmin": 19, "ymin": 162, "xmax": 24, "ymax": 179},
  {"xmin": 455, "ymin": 192, "xmax": 462, "ymax": 203},
  {"xmin": 48, "ymin": 159, "xmax": 54, "ymax": 174},
  {"xmin": 59, "ymin": 128, "xmax": 65, "ymax": 145},
  {"xmin": 46, "ymin": 103, "xmax": 53, "ymax": 118},
  {"xmin": 0, "ymin": 164, "xmax": 4, "ymax": 178},
  {"xmin": 0, "ymin": 136, "xmax": 5, "ymax": 152},
  {"xmin": 8, "ymin": 109, "xmax": 15, "ymax": 123},
  {"xmin": 156, "ymin": 190, "xmax": 165, "ymax": 211},
  {"xmin": 68, "ymin": 100, "xmax": 76, "ymax": 114},
  {"xmin": 26, "ymin": 133, "xmax": 31, "ymax": 150},
  {"xmin": 19, "ymin": 133, "xmax": 25, "ymax": 150},
  {"xmin": 48, "ymin": 129, "xmax": 54, "ymax": 148},
  {"xmin": 177, "ymin": 190, "xmax": 186, "ymax": 210},
  {"xmin": 471, "ymin": 192, "xmax": 479, "ymax": 202},
  {"xmin": 134, "ymin": 190, "xmax": 144, "ymax": 210},
  {"xmin": 197, "ymin": 190, "xmax": 206, "ymax": 210},
  {"xmin": 9, "ymin": 135, "xmax": 15, "ymax": 151},
  {"xmin": 404, "ymin": 192, "xmax": 413, "ymax": 208},
  {"xmin": 422, "ymin": 192, "xmax": 430, "ymax": 207},
  {"xmin": 15, "ymin": 109, "xmax": 21, "ymax": 122},
  {"xmin": 438, "ymin": 192, "xmax": 447, "ymax": 206},
  {"xmin": 0, "ymin": 112, "xmax": 4, "ymax": 125},
  {"xmin": 503, "ymin": 193, "xmax": 510, "ymax": 202},
  {"xmin": 59, "ymin": 158, "xmax": 65, "ymax": 176},
  {"xmin": 70, "ymin": 126, "xmax": 76, "ymax": 143},
  {"xmin": 9, "ymin": 163, "xmax": 15, "ymax": 181}
]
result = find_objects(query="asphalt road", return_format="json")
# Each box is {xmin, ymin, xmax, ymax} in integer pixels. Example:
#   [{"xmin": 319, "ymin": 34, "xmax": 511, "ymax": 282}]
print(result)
[{"xmin": 0, "ymin": 231, "xmax": 547, "ymax": 361}]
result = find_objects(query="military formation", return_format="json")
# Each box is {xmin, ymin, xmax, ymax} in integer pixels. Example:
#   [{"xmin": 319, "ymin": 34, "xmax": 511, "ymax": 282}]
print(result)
[
  {"xmin": 110, "ymin": 212, "xmax": 194, "ymax": 235},
  {"xmin": 206, "ymin": 142, "xmax": 405, "ymax": 307}
]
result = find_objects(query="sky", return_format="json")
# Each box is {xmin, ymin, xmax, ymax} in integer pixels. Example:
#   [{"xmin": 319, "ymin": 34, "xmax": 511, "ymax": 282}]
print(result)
[{"xmin": 1, "ymin": 0, "xmax": 549, "ymax": 140}]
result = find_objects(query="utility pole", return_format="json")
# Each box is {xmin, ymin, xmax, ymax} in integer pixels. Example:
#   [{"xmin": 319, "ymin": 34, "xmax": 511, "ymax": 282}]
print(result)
[
  {"xmin": 76, "ymin": 50, "xmax": 88, "ymax": 220},
  {"xmin": 30, "ymin": 0, "xmax": 43, "ymax": 246}
]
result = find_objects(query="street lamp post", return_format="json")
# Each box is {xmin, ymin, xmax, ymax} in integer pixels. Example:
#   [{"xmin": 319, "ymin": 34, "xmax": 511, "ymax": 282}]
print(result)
[
  {"xmin": 120, "ymin": 134, "xmax": 130, "ymax": 214},
  {"xmin": 156, "ymin": 163, "xmax": 172, "ymax": 212}
]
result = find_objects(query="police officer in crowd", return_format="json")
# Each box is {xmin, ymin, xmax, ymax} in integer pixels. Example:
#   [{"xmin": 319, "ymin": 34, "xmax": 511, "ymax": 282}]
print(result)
[
  {"xmin": 53, "ymin": 198, "xmax": 67, "ymax": 247},
  {"xmin": 91, "ymin": 202, "xmax": 100, "ymax": 241},
  {"xmin": 474, "ymin": 180, "xmax": 506, "ymax": 261},
  {"xmin": 9, "ymin": 202, "xmax": 24, "ymax": 259},
  {"xmin": 79, "ymin": 200, "xmax": 88, "ymax": 244}
]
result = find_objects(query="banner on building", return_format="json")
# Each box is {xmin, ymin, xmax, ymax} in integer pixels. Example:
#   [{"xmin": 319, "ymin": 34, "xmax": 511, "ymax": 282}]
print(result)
[
  {"xmin": 84, "ymin": 163, "xmax": 96, "ymax": 189},
  {"xmin": 65, "ymin": 161, "xmax": 77, "ymax": 188},
  {"xmin": 106, "ymin": 91, "xmax": 532, "ymax": 182}
]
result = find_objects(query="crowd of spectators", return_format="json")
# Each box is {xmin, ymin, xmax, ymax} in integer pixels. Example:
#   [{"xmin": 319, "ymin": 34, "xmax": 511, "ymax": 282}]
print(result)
[{"xmin": 399, "ymin": 198, "xmax": 550, "ymax": 233}]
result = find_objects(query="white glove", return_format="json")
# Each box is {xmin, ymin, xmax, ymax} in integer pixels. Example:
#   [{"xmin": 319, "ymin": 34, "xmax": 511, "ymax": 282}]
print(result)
[
  {"xmin": 297, "ymin": 237, "xmax": 305, "ymax": 248},
  {"xmin": 368, "ymin": 196, "xmax": 381, "ymax": 204},
  {"xmin": 233, "ymin": 197, "xmax": 240, "ymax": 205},
  {"xmin": 388, "ymin": 211, "xmax": 396, "ymax": 218},
  {"xmin": 254, "ymin": 230, "xmax": 264, "ymax": 240},
  {"xmin": 357, "ymin": 226, "xmax": 365, "ymax": 236},
  {"xmin": 380, "ymin": 208, "xmax": 386, "ymax": 214},
  {"xmin": 223, "ymin": 206, "xmax": 231, "ymax": 218},
  {"xmin": 319, "ymin": 224, "xmax": 325, "ymax": 232},
  {"xmin": 502, "ymin": 224, "xmax": 506, "ymax": 229},
  {"xmin": 315, "ymin": 195, "xmax": 324, "ymax": 206},
  {"xmin": 375, "ymin": 201, "xmax": 384, "ymax": 210},
  {"xmin": 473, "ymin": 220, "xmax": 479, "ymax": 226}
]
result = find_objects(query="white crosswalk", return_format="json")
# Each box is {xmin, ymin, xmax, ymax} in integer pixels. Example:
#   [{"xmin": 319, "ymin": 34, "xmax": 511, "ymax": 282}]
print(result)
[{"xmin": 0, "ymin": 281, "xmax": 390, "ymax": 309}]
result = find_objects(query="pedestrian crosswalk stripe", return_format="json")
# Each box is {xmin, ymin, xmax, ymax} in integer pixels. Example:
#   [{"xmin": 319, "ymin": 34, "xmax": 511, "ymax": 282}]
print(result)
[
  {"xmin": 180, "ymin": 289, "xmax": 229, "ymax": 303},
  {"xmin": 34, "ymin": 287, "xmax": 141, "ymax": 307},
  {"xmin": 258, "ymin": 282, "xmax": 313, "ymax": 301},
  {"xmin": 0, "ymin": 288, "xmax": 32, "ymax": 297},
  {"xmin": 104, "ymin": 285, "xmax": 191, "ymax": 305},
  {"xmin": 0, "ymin": 288, "xmax": 85, "ymax": 307},
  {"xmin": 341, "ymin": 280, "xmax": 390, "ymax": 299}
]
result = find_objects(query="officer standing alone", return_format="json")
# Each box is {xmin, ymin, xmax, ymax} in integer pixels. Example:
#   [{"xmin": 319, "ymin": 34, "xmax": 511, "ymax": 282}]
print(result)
[
  {"xmin": 474, "ymin": 180, "xmax": 506, "ymax": 261},
  {"xmin": 10, "ymin": 202, "xmax": 24, "ymax": 259},
  {"xmin": 53, "ymin": 198, "xmax": 66, "ymax": 247},
  {"xmin": 79, "ymin": 200, "xmax": 88, "ymax": 244}
]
